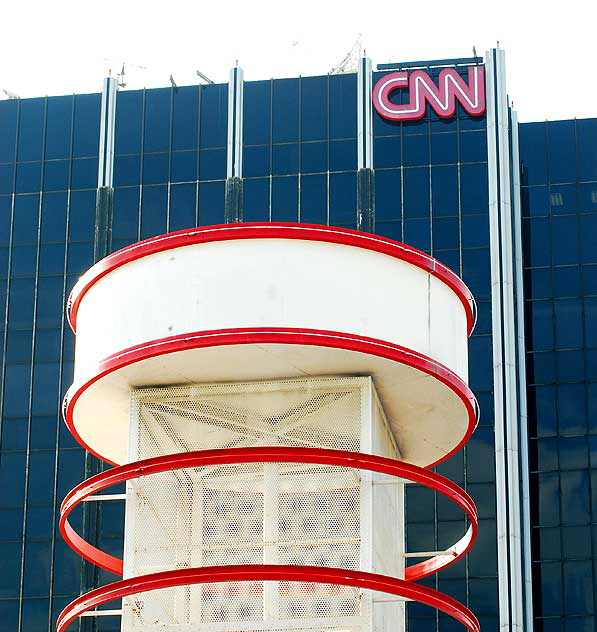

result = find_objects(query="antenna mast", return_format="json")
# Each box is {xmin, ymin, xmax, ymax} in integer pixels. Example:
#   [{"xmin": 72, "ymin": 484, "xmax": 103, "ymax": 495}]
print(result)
[{"xmin": 329, "ymin": 34, "xmax": 363, "ymax": 74}]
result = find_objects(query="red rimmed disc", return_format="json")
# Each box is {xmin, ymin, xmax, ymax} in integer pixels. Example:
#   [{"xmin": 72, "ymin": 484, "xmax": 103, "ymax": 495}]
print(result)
[
  {"xmin": 60, "ymin": 446, "xmax": 477, "ymax": 582},
  {"xmin": 56, "ymin": 564, "xmax": 480, "ymax": 632},
  {"xmin": 63, "ymin": 328, "xmax": 479, "ymax": 468},
  {"xmin": 67, "ymin": 222, "xmax": 476, "ymax": 335}
]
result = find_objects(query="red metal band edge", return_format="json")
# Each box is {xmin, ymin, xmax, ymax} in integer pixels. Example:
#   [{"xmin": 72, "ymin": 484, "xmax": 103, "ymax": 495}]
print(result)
[
  {"xmin": 56, "ymin": 564, "xmax": 480, "ymax": 632},
  {"xmin": 59, "ymin": 446, "xmax": 478, "ymax": 582},
  {"xmin": 62, "ymin": 327, "xmax": 479, "ymax": 468},
  {"xmin": 66, "ymin": 223, "xmax": 476, "ymax": 335}
]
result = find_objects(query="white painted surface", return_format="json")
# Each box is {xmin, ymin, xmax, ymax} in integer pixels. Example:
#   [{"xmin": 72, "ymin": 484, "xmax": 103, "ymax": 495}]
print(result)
[
  {"xmin": 74, "ymin": 238, "xmax": 468, "ymax": 383},
  {"xmin": 70, "ymin": 342, "xmax": 471, "ymax": 467},
  {"xmin": 120, "ymin": 376, "xmax": 405, "ymax": 632}
]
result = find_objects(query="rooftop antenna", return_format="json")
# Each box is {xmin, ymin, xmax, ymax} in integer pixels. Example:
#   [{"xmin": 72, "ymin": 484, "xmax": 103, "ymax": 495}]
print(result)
[
  {"xmin": 472, "ymin": 46, "xmax": 477, "ymax": 57},
  {"xmin": 103, "ymin": 59, "xmax": 149, "ymax": 88},
  {"xmin": 2, "ymin": 88, "xmax": 20, "ymax": 99},
  {"xmin": 169, "ymin": 74, "xmax": 178, "ymax": 92},
  {"xmin": 196, "ymin": 69, "xmax": 214, "ymax": 84},
  {"xmin": 329, "ymin": 33, "xmax": 362, "ymax": 74},
  {"xmin": 118, "ymin": 63, "xmax": 126, "ymax": 88}
]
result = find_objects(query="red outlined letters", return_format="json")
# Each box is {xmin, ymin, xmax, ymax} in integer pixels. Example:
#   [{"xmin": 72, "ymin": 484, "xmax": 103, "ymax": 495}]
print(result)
[{"xmin": 373, "ymin": 66, "xmax": 485, "ymax": 121}]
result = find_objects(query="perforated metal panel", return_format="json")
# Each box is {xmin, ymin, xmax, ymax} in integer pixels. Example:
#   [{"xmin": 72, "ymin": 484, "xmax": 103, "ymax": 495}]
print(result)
[
  {"xmin": 131, "ymin": 378, "xmax": 364, "ymax": 458},
  {"xmin": 121, "ymin": 377, "xmax": 402, "ymax": 632}
]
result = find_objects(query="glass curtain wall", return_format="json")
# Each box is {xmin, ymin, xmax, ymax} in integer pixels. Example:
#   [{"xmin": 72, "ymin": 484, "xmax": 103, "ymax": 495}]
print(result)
[
  {"xmin": 521, "ymin": 117, "xmax": 597, "ymax": 632},
  {"xmin": 0, "ymin": 69, "xmax": 498, "ymax": 631},
  {"xmin": 0, "ymin": 93, "xmax": 100, "ymax": 631}
]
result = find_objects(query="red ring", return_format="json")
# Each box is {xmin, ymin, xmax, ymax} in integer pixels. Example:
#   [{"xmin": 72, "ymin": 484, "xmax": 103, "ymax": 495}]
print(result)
[
  {"xmin": 59, "ymin": 447, "xmax": 477, "ymax": 581},
  {"xmin": 66, "ymin": 222, "xmax": 476, "ymax": 335},
  {"xmin": 63, "ymin": 327, "xmax": 479, "ymax": 468},
  {"xmin": 56, "ymin": 564, "xmax": 480, "ymax": 632}
]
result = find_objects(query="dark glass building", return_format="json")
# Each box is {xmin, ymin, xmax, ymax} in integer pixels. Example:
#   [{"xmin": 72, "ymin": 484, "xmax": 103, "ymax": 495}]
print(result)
[
  {"xmin": 521, "ymin": 118, "xmax": 597, "ymax": 631},
  {"xmin": 0, "ymin": 47, "xmax": 595, "ymax": 632}
]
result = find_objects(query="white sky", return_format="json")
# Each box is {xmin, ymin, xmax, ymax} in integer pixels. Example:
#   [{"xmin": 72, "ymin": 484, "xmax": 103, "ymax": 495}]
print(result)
[{"xmin": 1, "ymin": 0, "xmax": 595, "ymax": 123}]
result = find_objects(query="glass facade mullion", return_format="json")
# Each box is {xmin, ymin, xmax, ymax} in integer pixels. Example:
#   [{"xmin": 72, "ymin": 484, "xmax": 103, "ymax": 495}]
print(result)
[
  {"xmin": 268, "ymin": 78, "xmax": 273, "ymax": 222},
  {"xmin": 136, "ymin": 89, "xmax": 146, "ymax": 242},
  {"xmin": 165, "ymin": 87, "xmax": 174, "ymax": 233},
  {"xmin": 456, "ymin": 117, "xmax": 463, "ymax": 277},
  {"xmin": 194, "ymin": 84, "xmax": 201, "ymax": 227},
  {"xmin": 426, "ymin": 127, "xmax": 433, "ymax": 258},
  {"xmin": 17, "ymin": 94, "xmax": 47, "ymax": 630},
  {"xmin": 325, "ymin": 74, "xmax": 330, "ymax": 226},
  {"xmin": 0, "ymin": 96, "xmax": 20, "ymax": 631},
  {"xmin": 297, "ymin": 77, "xmax": 302, "ymax": 222}
]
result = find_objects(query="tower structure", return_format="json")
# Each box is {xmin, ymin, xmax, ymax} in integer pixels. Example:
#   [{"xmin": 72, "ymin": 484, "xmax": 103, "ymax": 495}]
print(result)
[{"xmin": 56, "ymin": 223, "xmax": 479, "ymax": 632}]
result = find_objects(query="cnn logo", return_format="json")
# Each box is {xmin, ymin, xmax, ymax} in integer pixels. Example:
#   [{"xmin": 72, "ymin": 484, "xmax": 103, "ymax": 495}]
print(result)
[{"xmin": 373, "ymin": 66, "xmax": 485, "ymax": 121}]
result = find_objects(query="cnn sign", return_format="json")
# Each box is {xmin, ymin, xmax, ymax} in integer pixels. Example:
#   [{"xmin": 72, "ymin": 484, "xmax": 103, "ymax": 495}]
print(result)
[{"xmin": 373, "ymin": 66, "xmax": 485, "ymax": 121}]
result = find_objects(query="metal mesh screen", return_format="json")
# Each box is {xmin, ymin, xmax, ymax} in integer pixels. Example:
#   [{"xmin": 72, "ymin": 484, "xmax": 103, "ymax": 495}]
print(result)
[
  {"xmin": 121, "ymin": 377, "xmax": 394, "ymax": 632},
  {"xmin": 131, "ymin": 378, "xmax": 363, "ymax": 458}
]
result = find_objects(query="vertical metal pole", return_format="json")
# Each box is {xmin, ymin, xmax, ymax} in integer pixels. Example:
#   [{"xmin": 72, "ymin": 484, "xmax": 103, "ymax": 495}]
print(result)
[
  {"xmin": 94, "ymin": 76, "xmax": 117, "ymax": 261},
  {"xmin": 357, "ymin": 57, "xmax": 375, "ymax": 233},
  {"xmin": 486, "ymin": 47, "xmax": 527, "ymax": 632},
  {"xmin": 225, "ymin": 66, "xmax": 244, "ymax": 223}
]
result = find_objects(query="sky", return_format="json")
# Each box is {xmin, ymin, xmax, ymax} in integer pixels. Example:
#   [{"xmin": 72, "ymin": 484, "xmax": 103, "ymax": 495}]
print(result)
[{"xmin": 1, "ymin": 0, "xmax": 595, "ymax": 123}]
